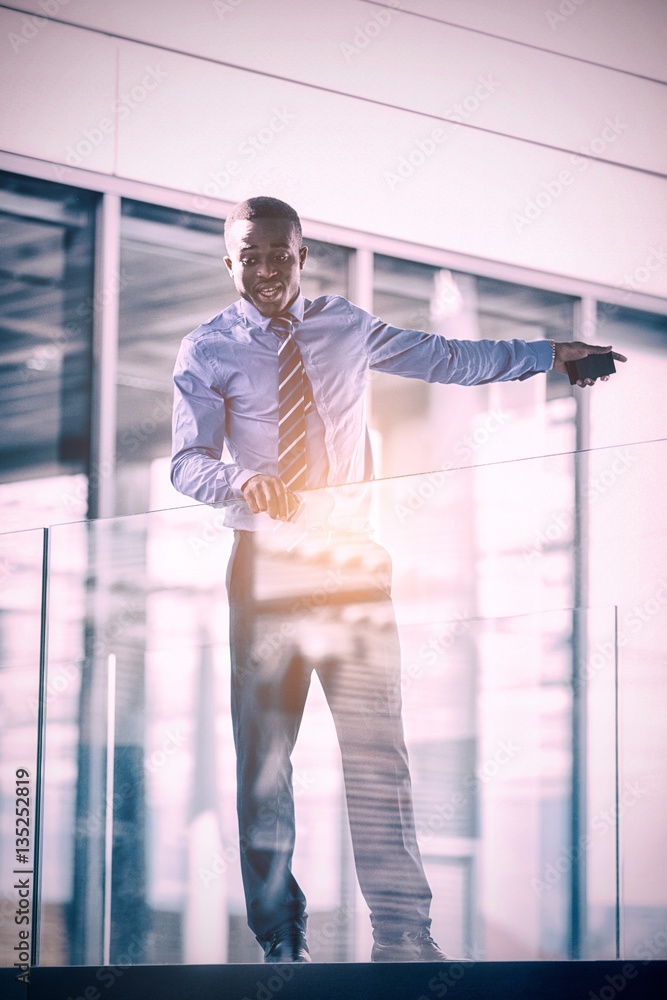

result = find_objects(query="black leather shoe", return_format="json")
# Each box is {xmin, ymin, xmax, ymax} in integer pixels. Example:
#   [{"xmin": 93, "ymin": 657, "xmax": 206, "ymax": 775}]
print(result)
[
  {"xmin": 264, "ymin": 927, "xmax": 311, "ymax": 963},
  {"xmin": 371, "ymin": 927, "xmax": 450, "ymax": 962}
]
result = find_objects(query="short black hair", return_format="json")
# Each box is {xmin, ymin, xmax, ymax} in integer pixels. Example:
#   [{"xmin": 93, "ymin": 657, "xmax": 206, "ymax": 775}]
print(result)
[{"xmin": 224, "ymin": 196, "xmax": 302, "ymax": 249}]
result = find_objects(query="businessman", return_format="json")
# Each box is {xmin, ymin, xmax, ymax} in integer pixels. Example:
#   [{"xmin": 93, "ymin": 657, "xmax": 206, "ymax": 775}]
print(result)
[{"xmin": 171, "ymin": 196, "xmax": 625, "ymax": 963}]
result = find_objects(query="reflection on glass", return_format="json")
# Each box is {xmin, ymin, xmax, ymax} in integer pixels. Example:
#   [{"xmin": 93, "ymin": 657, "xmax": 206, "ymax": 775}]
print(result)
[{"xmin": 37, "ymin": 444, "xmax": 659, "ymax": 965}]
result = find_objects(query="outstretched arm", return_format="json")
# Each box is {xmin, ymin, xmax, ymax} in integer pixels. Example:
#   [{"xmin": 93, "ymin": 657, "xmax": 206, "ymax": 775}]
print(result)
[{"xmin": 359, "ymin": 295, "xmax": 627, "ymax": 388}]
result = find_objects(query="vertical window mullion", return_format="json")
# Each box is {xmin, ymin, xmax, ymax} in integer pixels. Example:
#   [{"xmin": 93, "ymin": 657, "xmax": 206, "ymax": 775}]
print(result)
[{"xmin": 89, "ymin": 192, "xmax": 121, "ymax": 520}]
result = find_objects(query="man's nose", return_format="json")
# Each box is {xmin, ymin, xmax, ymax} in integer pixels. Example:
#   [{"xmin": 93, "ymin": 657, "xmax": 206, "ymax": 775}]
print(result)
[{"xmin": 256, "ymin": 257, "xmax": 278, "ymax": 278}]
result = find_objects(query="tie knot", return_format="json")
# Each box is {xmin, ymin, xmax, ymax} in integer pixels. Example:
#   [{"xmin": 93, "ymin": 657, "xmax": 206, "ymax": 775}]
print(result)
[{"xmin": 270, "ymin": 313, "xmax": 294, "ymax": 339}]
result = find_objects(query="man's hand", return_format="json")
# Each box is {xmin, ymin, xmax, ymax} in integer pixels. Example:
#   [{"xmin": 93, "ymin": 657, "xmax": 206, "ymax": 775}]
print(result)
[
  {"xmin": 553, "ymin": 341, "xmax": 627, "ymax": 387},
  {"xmin": 241, "ymin": 474, "xmax": 301, "ymax": 521}
]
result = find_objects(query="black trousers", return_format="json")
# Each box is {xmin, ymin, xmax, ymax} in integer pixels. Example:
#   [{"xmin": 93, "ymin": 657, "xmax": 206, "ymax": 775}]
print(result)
[{"xmin": 226, "ymin": 529, "xmax": 432, "ymax": 945}]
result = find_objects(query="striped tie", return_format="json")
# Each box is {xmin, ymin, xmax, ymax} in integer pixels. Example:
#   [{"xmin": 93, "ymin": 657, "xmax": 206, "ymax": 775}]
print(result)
[{"xmin": 272, "ymin": 313, "xmax": 311, "ymax": 491}]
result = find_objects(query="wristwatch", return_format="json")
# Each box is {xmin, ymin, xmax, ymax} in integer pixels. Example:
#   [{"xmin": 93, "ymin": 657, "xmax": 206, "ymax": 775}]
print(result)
[{"xmin": 547, "ymin": 340, "xmax": 556, "ymax": 370}]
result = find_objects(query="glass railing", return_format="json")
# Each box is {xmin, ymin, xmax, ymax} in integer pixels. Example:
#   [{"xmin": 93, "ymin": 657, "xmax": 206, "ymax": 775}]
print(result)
[{"xmin": 1, "ymin": 439, "xmax": 665, "ymax": 966}]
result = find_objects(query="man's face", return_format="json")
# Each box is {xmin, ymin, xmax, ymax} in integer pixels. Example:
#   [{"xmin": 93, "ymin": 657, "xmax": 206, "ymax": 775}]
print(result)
[{"xmin": 224, "ymin": 217, "xmax": 307, "ymax": 318}]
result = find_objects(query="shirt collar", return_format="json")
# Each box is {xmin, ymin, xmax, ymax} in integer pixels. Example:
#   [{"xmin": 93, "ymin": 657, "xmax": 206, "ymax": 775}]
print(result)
[{"xmin": 239, "ymin": 291, "xmax": 305, "ymax": 330}]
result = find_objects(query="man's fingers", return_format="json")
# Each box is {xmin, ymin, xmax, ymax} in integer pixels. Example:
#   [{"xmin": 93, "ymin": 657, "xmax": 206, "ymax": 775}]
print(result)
[
  {"xmin": 261, "ymin": 480, "xmax": 288, "ymax": 520},
  {"xmin": 242, "ymin": 475, "xmax": 294, "ymax": 520},
  {"xmin": 553, "ymin": 341, "xmax": 628, "ymax": 382},
  {"xmin": 274, "ymin": 484, "xmax": 290, "ymax": 521},
  {"xmin": 244, "ymin": 484, "xmax": 262, "ymax": 514},
  {"xmin": 259, "ymin": 481, "xmax": 277, "ymax": 518},
  {"xmin": 579, "ymin": 343, "xmax": 627, "ymax": 363}
]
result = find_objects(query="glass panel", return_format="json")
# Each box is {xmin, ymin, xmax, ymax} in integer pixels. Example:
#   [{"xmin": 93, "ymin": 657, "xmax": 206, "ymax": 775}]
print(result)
[
  {"xmin": 0, "ymin": 172, "xmax": 95, "ymax": 532},
  {"xmin": 39, "ymin": 441, "xmax": 653, "ymax": 965},
  {"xmin": 371, "ymin": 256, "xmax": 577, "ymax": 478},
  {"xmin": 593, "ymin": 304, "xmax": 667, "ymax": 448},
  {"xmin": 585, "ymin": 434, "xmax": 667, "ymax": 959},
  {"xmin": 0, "ymin": 528, "xmax": 45, "ymax": 965},
  {"xmin": 116, "ymin": 201, "xmax": 351, "ymax": 517}
]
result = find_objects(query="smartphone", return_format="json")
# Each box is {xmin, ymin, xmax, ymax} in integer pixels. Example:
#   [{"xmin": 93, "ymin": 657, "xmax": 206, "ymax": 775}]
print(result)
[{"xmin": 565, "ymin": 352, "xmax": 616, "ymax": 385}]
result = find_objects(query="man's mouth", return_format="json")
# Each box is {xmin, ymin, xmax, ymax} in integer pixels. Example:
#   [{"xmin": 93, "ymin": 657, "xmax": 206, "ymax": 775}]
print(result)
[{"xmin": 256, "ymin": 283, "xmax": 282, "ymax": 301}]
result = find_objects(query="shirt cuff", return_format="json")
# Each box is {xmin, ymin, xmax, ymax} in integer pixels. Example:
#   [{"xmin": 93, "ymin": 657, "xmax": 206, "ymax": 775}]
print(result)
[
  {"xmin": 230, "ymin": 468, "xmax": 262, "ymax": 491},
  {"xmin": 530, "ymin": 339, "xmax": 556, "ymax": 372}
]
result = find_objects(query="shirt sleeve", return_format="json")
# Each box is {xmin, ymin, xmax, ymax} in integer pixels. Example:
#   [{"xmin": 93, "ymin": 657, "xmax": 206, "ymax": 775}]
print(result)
[
  {"xmin": 358, "ymin": 304, "xmax": 553, "ymax": 384},
  {"xmin": 170, "ymin": 337, "xmax": 260, "ymax": 504}
]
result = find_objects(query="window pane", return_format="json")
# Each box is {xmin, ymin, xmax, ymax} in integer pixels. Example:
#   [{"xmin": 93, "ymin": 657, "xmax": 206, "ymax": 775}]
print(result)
[
  {"xmin": 0, "ymin": 172, "xmax": 95, "ymax": 530},
  {"xmin": 116, "ymin": 201, "xmax": 227, "ymax": 514},
  {"xmin": 593, "ymin": 303, "xmax": 667, "ymax": 448}
]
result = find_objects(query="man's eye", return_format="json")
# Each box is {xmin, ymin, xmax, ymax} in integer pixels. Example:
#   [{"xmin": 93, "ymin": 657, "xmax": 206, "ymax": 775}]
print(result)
[{"xmin": 241, "ymin": 258, "xmax": 256, "ymax": 266}]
